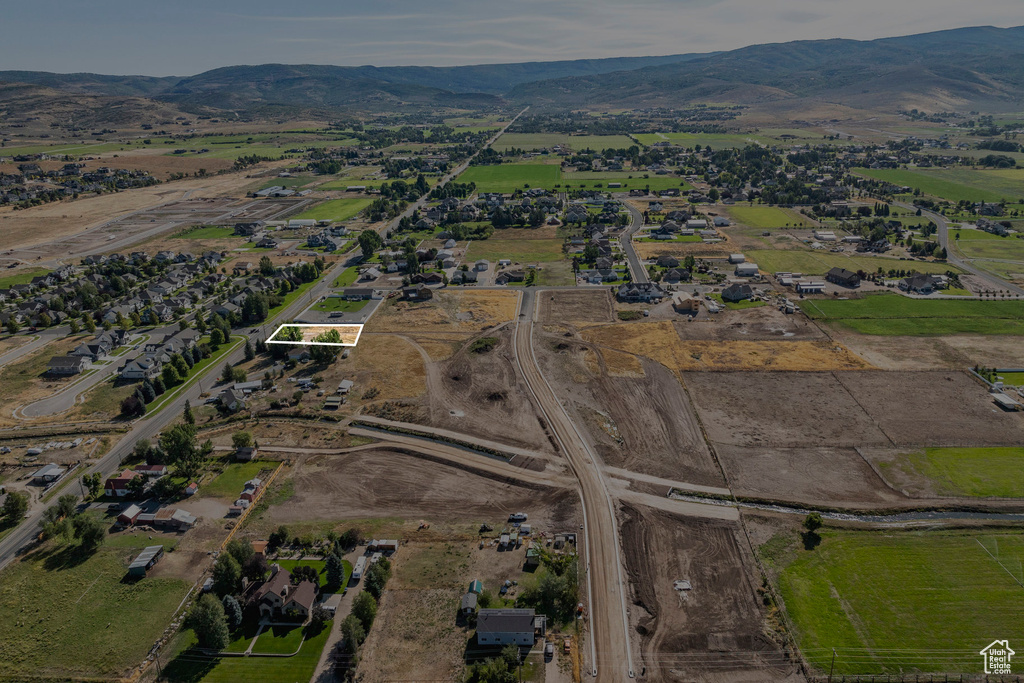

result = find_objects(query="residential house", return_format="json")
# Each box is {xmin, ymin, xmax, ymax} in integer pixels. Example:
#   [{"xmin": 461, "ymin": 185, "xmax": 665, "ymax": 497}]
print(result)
[
  {"xmin": 402, "ymin": 284, "xmax": 433, "ymax": 301},
  {"xmin": 722, "ymin": 283, "xmax": 753, "ymax": 302},
  {"xmin": 120, "ymin": 356, "xmax": 161, "ymax": 381},
  {"xmin": 105, "ymin": 469, "xmax": 142, "ymax": 497},
  {"xmin": 48, "ymin": 355, "xmax": 89, "ymax": 375},
  {"xmin": 252, "ymin": 566, "xmax": 318, "ymax": 621},
  {"xmin": 826, "ymin": 267, "xmax": 861, "ymax": 288},
  {"xmin": 476, "ymin": 608, "xmax": 546, "ymax": 646},
  {"xmin": 616, "ymin": 282, "xmax": 666, "ymax": 303},
  {"xmin": 900, "ymin": 273, "xmax": 938, "ymax": 295},
  {"xmin": 219, "ymin": 388, "xmax": 246, "ymax": 412}
]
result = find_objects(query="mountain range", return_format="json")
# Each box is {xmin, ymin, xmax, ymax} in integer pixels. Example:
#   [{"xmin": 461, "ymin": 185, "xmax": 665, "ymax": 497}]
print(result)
[{"xmin": 1, "ymin": 25, "xmax": 1022, "ymax": 121}]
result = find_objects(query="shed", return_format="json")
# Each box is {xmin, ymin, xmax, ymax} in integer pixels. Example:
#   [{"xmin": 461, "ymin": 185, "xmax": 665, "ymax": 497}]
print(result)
[
  {"xmin": 128, "ymin": 545, "xmax": 164, "ymax": 577},
  {"xmin": 31, "ymin": 463, "xmax": 65, "ymax": 484},
  {"xmin": 469, "ymin": 579, "xmax": 484, "ymax": 594},
  {"xmin": 118, "ymin": 504, "xmax": 143, "ymax": 526},
  {"xmin": 461, "ymin": 592, "xmax": 478, "ymax": 615},
  {"xmin": 337, "ymin": 379, "xmax": 354, "ymax": 394},
  {"xmin": 728, "ymin": 254, "xmax": 745, "ymax": 264},
  {"xmin": 734, "ymin": 263, "xmax": 759, "ymax": 277}
]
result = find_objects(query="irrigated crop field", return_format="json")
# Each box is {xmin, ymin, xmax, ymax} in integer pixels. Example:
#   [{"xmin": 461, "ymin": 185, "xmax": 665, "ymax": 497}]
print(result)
[
  {"xmin": 492, "ymin": 133, "xmax": 636, "ymax": 151},
  {"xmin": 854, "ymin": 167, "xmax": 1024, "ymax": 203},
  {"xmin": 878, "ymin": 446, "xmax": 1024, "ymax": 498},
  {"xmin": 293, "ymin": 197, "xmax": 373, "ymax": 222},
  {"xmin": 765, "ymin": 528, "xmax": 1024, "ymax": 675},
  {"xmin": 456, "ymin": 161, "xmax": 560, "ymax": 193},
  {"xmin": 727, "ymin": 206, "xmax": 811, "ymax": 228},
  {"xmin": 803, "ymin": 294, "xmax": 1024, "ymax": 335},
  {"xmin": 746, "ymin": 249, "xmax": 954, "ymax": 276}
]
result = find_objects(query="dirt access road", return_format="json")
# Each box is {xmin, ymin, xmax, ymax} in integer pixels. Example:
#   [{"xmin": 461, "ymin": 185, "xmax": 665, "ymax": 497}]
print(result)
[{"xmin": 513, "ymin": 288, "xmax": 635, "ymax": 680}]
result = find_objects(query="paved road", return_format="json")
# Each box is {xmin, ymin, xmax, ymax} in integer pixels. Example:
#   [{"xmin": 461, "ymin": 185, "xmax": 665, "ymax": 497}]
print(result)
[
  {"xmin": 619, "ymin": 201, "xmax": 649, "ymax": 284},
  {"xmin": 379, "ymin": 107, "xmax": 529, "ymax": 240},
  {"xmin": 0, "ymin": 257, "xmax": 352, "ymax": 573},
  {"xmin": 0, "ymin": 330, "xmax": 60, "ymax": 369},
  {"xmin": 896, "ymin": 201, "xmax": 1024, "ymax": 296},
  {"xmin": 511, "ymin": 289, "xmax": 634, "ymax": 680}
]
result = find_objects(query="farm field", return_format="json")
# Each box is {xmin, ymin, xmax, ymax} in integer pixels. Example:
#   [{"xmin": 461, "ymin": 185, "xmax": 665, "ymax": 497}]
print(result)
[
  {"xmin": 803, "ymin": 294, "xmax": 1024, "ymax": 335},
  {"xmin": 0, "ymin": 266, "xmax": 50, "ymax": 288},
  {"xmin": 563, "ymin": 173, "xmax": 693, "ymax": 192},
  {"xmin": 293, "ymin": 197, "xmax": 373, "ymax": 222},
  {"xmin": 954, "ymin": 234, "xmax": 1024, "ymax": 262},
  {"xmin": 854, "ymin": 167, "xmax": 1024, "ymax": 203},
  {"xmin": 746, "ymin": 249, "xmax": 955, "ymax": 276},
  {"xmin": 465, "ymin": 238, "xmax": 563, "ymax": 263},
  {"xmin": 456, "ymin": 161, "xmax": 560, "ymax": 193},
  {"xmin": 0, "ymin": 534, "xmax": 189, "ymax": 680},
  {"xmin": 175, "ymin": 225, "xmax": 236, "ymax": 240},
  {"xmin": 727, "ymin": 206, "xmax": 811, "ymax": 228},
  {"xmin": 492, "ymin": 133, "xmax": 635, "ymax": 152},
  {"xmin": 767, "ymin": 529, "xmax": 1024, "ymax": 675},
  {"xmin": 887, "ymin": 447, "xmax": 1024, "ymax": 497}
]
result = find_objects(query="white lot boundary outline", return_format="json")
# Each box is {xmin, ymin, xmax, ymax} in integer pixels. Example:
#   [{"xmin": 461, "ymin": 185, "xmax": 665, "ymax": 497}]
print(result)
[{"xmin": 266, "ymin": 323, "xmax": 364, "ymax": 347}]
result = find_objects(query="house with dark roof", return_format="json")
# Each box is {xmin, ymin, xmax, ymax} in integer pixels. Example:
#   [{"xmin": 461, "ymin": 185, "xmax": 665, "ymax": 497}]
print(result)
[
  {"xmin": 48, "ymin": 355, "xmax": 89, "ymax": 375},
  {"xmin": 476, "ymin": 608, "xmax": 546, "ymax": 646},
  {"xmin": 826, "ymin": 267, "xmax": 861, "ymax": 288},
  {"xmin": 722, "ymin": 283, "xmax": 753, "ymax": 302},
  {"xmin": 105, "ymin": 469, "xmax": 142, "ymax": 497},
  {"xmin": 616, "ymin": 282, "xmax": 666, "ymax": 303},
  {"xmin": 900, "ymin": 273, "xmax": 938, "ymax": 295},
  {"xmin": 252, "ymin": 566, "xmax": 318, "ymax": 621}
]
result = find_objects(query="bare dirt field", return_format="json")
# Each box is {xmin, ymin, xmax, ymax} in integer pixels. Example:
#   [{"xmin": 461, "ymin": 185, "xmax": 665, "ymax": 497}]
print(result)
[
  {"xmin": 675, "ymin": 305, "xmax": 825, "ymax": 341},
  {"xmin": 417, "ymin": 328, "xmax": 553, "ymax": 452},
  {"xmin": 683, "ymin": 372, "xmax": 891, "ymax": 448},
  {"xmin": 619, "ymin": 503, "xmax": 798, "ymax": 682},
  {"xmin": 536, "ymin": 333, "xmax": 725, "ymax": 486},
  {"xmin": 345, "ymin": 334, "xmax": 427, "ymax": 402},
  {"xmin": 365, "ymin": 290, "xmax": 519, "ymax": 334},
  {"xmin": 716, "ymin": 445, "xmax": 906, "ymax": 507},
  {"xmin": 834, "ymin": 371, "xmax": 1024, "ymax": 446},
  {"xmin": 825, "ymin": 331, "xmax": 972, "ymax": 370},
  {"xmin": 634, "ymin": 239, "xmax": 734, "ymax": 260},
  {"xmin": 0, "ymin": 152, "xmax": 234, "ymax": 181},
  {"xmin": 540, "ymin": 289, "xmax": 615, "ymax": 324},
  {"xmin": 267, "ymin": 447, "xmax": 579, "ymax": 527},
  {"xmin": 271, "ymin": 324, "xmax": 361, "ymax": 345}
]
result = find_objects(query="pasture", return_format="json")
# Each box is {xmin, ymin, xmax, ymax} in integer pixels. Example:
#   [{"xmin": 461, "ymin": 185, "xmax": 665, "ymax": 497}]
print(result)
[
  {"xmin": 746, "ymin": 250, "xmax": 954, "ymax": 276},
  {"xmin": 727, "ymin": 206, "xmax": 810, "ymax": 228},
  {"xmin": 293, "ymin": 197, "xmax": 374, "ymax": 222},
  {"xmin": 802, "ymin": 294, "xmax": 1024, "ymax": 335},
  {"xmin": 893, "ymin": 447, "xmax": 1024, "ymax": 497},
  {"xmin": 466, "ymin": 238, "xmax": 563, "ymax": 263},
  {"xmin": 854, "ymin": 167, "xmax": 1024, "ymax": 204},
  {"xmin": 456, "ymin": 162, "xmax": 561, "ymax": 193},
  {"xmin": 767, "ymin": 529, "xmax": 1024, "ymax": 675},
  {"xmin": 492, "ymin": 133, "xmax": 635, "ymax": 152}
]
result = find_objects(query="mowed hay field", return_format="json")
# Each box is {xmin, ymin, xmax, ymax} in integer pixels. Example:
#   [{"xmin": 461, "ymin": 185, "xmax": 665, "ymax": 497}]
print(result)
[
  {"xmin": 0, "ymin": 536, "xmax": 189, "ymax": 679},
  {"xmin": 492, "ymin": 133, "xmax": 636, "ymax": 151},
  {"xmin": 803, "ymin": 294, "xmax": 1024, "ymax": 335},
  {"xmin": 855, "ymin": 167, "xmax": 1024, "ymax": 203},
  {"xmin": 580, "ymin": 321, "xmax": 870, "ymax": 371},
  {"xmin": 727, "ymin": 206, "xmax": 811, "ymax": 228},
  {"xmin": 456, "ymin": 161, "xmax": 560, "ymax": 193},
  {"xmin": 883, "ymin": 447, "xmax": 1024, "ymax": 497},
  {"xmin": 293, "ymin": 197, "xmax": 374, "ymax": 222},
  {"xmin": 365, "ymin": 290, "xmax": 518, "ymax": 333},
  {"xmin": 746, "ymin": 249, "xmax": 955, "ymax": 276},
  {"xmin": 765, "ymin": 529, "xmax": 1024, "ymax": 675},
  {"xmin": 465, "ymin": 238, "xmax": 564, "ymax": 263}
]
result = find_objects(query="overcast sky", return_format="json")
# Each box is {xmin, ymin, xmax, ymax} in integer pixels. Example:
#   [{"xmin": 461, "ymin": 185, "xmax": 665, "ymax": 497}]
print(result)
[{"xmin": 1, "ymin": 0, "xmax": 1021, "ymax": 75}]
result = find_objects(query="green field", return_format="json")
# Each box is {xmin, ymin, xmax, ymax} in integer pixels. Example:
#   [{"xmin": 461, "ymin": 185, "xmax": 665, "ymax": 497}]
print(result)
[
  {"xmin": 854, "ymin": 167, "xmax": 1024, "ymax": 204},
  {"xmin": 0, "ymin": 267, "xmax": 50, "ymax": 288},
  {"xmin": 457, "ymin": 162, "xmax": 561, "ymax": 193},
  {"xmin": 164, "ymin": 620, "xmax": 332, "ymax": 683},
  {"xmin": 893, "ymin": 447, "xmax": 1024, "ymax": 497},
  {"xmin": 803, "ymin": 293, "xmax": 1024, "ymax": 335},
  {"xmin": 728, "ymin": 206, "xmax": 811, "ymax": 228},
  {"xmin": 492, "ymin": 133, "xmax": 636, "ymax": 152},
  {"xmin": 293, "ymin": 198, "xmax": 374, "ymax": 222},
  {"xmin": 465, "ymin": 238, "xmax": 564, "ymax": 263},
  {"xmin": 0, "ymin": 534, "xmax": 189, "ymax": 679},
  {"xmin": 177, "ymin": 226, "xmax": 236, "ymax": 240},
  {"xmin": 563, "ymin": 174, "xmax": 693, "ymax": 192},
  {"xmin": 313, "ymin": 297, "xmax": 368, "ymax": 313},
  {"xmin": 954, "ymin": 233, "xmax": 1024, "ymax": 262},
  {"xmin": 632, "ymin": 131, "xmax": 828, "ymax": 150},
  {"xmin": 746, "ymin": 250, "xmax": 955, "ymax": 276},
  {"xmin": 333, "ymin": 266, "xmax": 361, "ymax": 288},
  {"xmin": 768, "ymin": 529, "xmax": 1024, "ymax": 674},
  {"xmin": 200, "ymin": 460, "xmax": 272, "ymax": 499}
]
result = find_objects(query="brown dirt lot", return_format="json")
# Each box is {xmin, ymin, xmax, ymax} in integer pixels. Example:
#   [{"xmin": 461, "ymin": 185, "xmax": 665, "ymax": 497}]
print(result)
[
  {"xmin": 674, "ymin": 305, "xmax": 825, "ymax": 341},
  {"xmin": 539, "ymin": 289, "xmax": 615, "ymax": 324},
  {"xmin": 346, "ymin": 334, "xmax": 427, "ymax": 402},
  {"xmin": 833, "ymin": 370, "xmax": 1024, "ymax": 446},
  {"xmin": 535, "ymin": 335, "xmax": 724, "ymax": 486},
  {"xmin": 365, "ymin": 290, "xmax": 519, "ymax": 334},
  {"xmin": 267, "ymin": 447, "xmax": 579, "ymax": 528},
  {"xmin": 634, "ymin": 239, "xmax": 734, "ymax": 260},
  {"xmin": 620, "ymin": 504, "xmax": 797, "ymax": 682},
  {"xmin": 683, "ymin": 372, "xmax": 891, "ymax": 449},
  {"xmin": 419, "ymin": 328, "xmax": 553, "ymax": 452},
  {"xmin": 715, "ymin": 445, "xmax": 906, "ymax": 508},
  {"xmin": 825, "ymin": 331, "xmax": 972, "ymax": 370}
]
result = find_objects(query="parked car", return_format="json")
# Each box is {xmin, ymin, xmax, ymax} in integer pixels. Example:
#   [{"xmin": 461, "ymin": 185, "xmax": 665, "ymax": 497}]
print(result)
[
  {"xmin": 545, "ymin": 642, "xmax": 554, "ymax": 659},
  {"xmin": 563, "ymin": 637, "xmax": 571, "ymax": 654}
]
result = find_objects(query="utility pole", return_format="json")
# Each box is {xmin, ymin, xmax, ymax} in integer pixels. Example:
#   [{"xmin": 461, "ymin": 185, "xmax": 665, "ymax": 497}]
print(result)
[{"xmin": 828, "ymin": 648, "xmax": 836, "ymax": 683}]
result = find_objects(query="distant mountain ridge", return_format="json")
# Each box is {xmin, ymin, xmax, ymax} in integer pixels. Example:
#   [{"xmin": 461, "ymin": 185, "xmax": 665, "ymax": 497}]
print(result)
[{"xmin": 1, "ymin": 25, "xmax": 1022, "ymax": 116}]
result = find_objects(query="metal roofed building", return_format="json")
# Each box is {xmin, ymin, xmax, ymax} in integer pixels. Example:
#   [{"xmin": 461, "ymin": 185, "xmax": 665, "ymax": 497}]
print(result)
[
  {"xmin": 476, "ymin": 608, "xmax": 546, "ymax": 646},
  {"xmin": 128, "ymin": 545, "xmax": 164, "ymax": 577}
]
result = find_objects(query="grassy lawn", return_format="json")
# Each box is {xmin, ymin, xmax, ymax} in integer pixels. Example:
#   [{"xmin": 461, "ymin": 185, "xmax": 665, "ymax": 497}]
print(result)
[
  {"xmin": 0, "ymin": 267, "xmax": 50, "ymax": 288},
  {"xmin": 766, "ymin": 529, "xmax": 1024, "ymax": 674},
  {"xmin": 178, "ymin": 226, "xmax": 236, "ymax": 240},
  {"xmin": 200, "ymin": 460, "xmax": 272, "ymax": 500},
  {"xmin": 893, "ymin": 447, "xmax": 1024, "ymax": 497},
  {"xmin": 954, "ymin": 235, "xmax": 1024, "ymax": 262},
  {"xmin": 465, "ymin": 238, "xmax": 563, "ymax": 263},
  {"xmin": 293, "ymin": 197, "xmax": 374, "ymax": 222},
  {"xmin": 853, "ymin": 167, "xmax": 1023, "ymax": 204},
  {"xmin": 803, "ymin": 293, "xmax": 1024, "ymax": 335},
  {"xmin": 728, "ymin": 206, "xmax": 810, "ymax": 228},
  {"xmin": 745, "ymin": 249, "xmax": 955, "ymax": 276},
  {"xmin": 996, "ymin": 371, "xmax": 1024, "ymax": 385},
  {"xmin": 709, "ymin": 293, "xmax": 766, "ymax": 310},
  {"xmin": 250, "ymin": 624, "xmax": 306, "ymax": 654},
  {"xmin": 492, "ymin": 133, "xmax": 636, "ymax": 152},
  {"xmin": 0, "ymin": 535, "xmax": 189, "ymax": 679},
  {"xmin": 333, "ymin": 266, "xmax": 361, "ymax": 287},
  {"xmin": 163, "ymin": 620, "xmax": 332, "ymax": 683},
  {"xmin": 313, "ymin": 297, "xmax": 368, "ymax": 313},
  {"xmin": 457, "ymin": 162, "xmax": 561, "ymax": 193}
]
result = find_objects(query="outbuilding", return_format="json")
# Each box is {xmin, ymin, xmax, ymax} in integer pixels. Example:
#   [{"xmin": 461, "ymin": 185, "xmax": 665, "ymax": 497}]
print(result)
[
  {"xmin": 128, "ymin": 545, "xmax": 164, "ymax": 577},
  {"xmin": 734, "ymin": 263, "xmax": 759, "ymax": 277},
  {"xmin": 31, "ymin": 463, "xmax": 65, "ymax": 484}
]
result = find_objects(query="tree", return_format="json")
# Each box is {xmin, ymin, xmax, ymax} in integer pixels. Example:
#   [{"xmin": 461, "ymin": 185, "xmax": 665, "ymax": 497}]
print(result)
[
  {"xmin": 6, "ymin": 318, "xmax": 20, "ymax": 334},
  {"xmin": 326, "ymin": 553, "xmax": 345, "ymax": 590},
  {"xmin": 309, "ymin": 328, "xmax": 342, "ymax": 364},
  {"xmin": 127, "ymin": 474, "xmax": 146, "ymax": 499},
  {"xmin": 244, "ymin": 339, "xmax": 255, "ymax": 361},
  {"xmin": 339, "ymin": 527, "xmax": 360, "ymax": 549},
  {"xmin": 187, "ymin": 593, "xmax": 230, "ymax": 650},
  {"xmin": 210, "ymin": 328, "xmax": 225, "ymax": 347},
  {"xmin": 225, "ymin": 538, "xmax": 254, "ymax": 568},
  {"xmin": 73, "ymin": 514, "xmax": 106, "ymax": 552},
  {"xmin": 364, "ymin": 557, "xmax": 392, "ymax": 600},
  {"xmin": 259, "ymin": 255, "xmax": 275, "ymax": 276},
  {"xmin": 139, "ymin": 380, "xmax": 156, "ymax": 403},
  {"xmin": 803, "ymin": 512, "xmax": 823, "ymax": 534},
  {"xmin": 291, "ymin": 564, "xmax": 320, "ymax": 587},
  {"xmin": 161, "ymin": 364, "xmax": 182, "ymax": 387},
  {"xmin": 183, "ymin": 399, "xmax": 195, "ymax": 425},
  {"xmin": 160, "ymin": 423, "xmax": 204, "ymax": 480},
  {"xmin": 222, "ymin": 594, "xmax": 243, "ymax": 632},
  {"xmin": 309, "ymin": 603, "xmax": 330, "ymax": 632},
  {"xmin": 2, "ymin": 491, "xmax": 28, "ymax": 522},
  {"xmin": 121, "ymin": 393, "xmax": 146, "ymax": 417},
  {"xmin": 268, "ymin": 525, "xmax": 289, "ymax": 550},
  {"xmin": 242, "ymin": 554, "xmax": 269, "ymax": 583},
  {"xmin": 340, "ymin": 613, "xmax": 366, "ymax": 651},
  {"xmin": 358, "ymin": 230, "xmax": 383, "ymax": 257},
  {"xmin": 212, "ymin": 552, "xmax": 242, "ymax": 597},
  {"xmin": 68, "ymin": 319, "xmax": 80, "ymax": 334},
  {"xmin": 83, "ymin": 314, "xmax": 96, "ymax": 333},
  {"xmin": 352, "ymin": 591, "xmax": 377, "ymax": 631},
  {"xmin": 221, "ymin": 362, "xmax": 235, "ymax": 384},
  {"xmin": 232, "ymin": 431, "xmax": 253, "ymax": 450}
]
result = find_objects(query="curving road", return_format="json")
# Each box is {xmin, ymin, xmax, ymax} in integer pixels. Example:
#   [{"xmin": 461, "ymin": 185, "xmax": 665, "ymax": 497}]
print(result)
[
  {"xmin": 619, "ymin": 200, "xmax": 649, "ymax": 284},
  {"xmin": 512, "ymin": 289, "xmax": 634, "ymax": 679}
]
